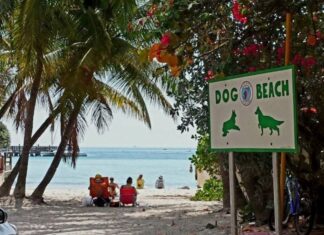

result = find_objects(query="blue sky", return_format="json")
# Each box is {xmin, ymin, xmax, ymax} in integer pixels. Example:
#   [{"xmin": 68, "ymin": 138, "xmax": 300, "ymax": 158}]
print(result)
[{"xmin": 4, "ymin": 104, "xmax": 197, "ymax": 148}]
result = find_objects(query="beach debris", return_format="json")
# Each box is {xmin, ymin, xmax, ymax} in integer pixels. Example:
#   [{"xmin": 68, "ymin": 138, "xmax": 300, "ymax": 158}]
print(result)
[
  {"xmin": 178, "ymin": 186, "xmax": 190, "ymax": 189},
  {"xmin": 142, "ymin": 208, "xmax": 146, "ymax": 211},
  {"xmin": 241, "ymin": 224, "xmax": 271, "ymax": 235},
  {"xmin": 205, "ymin": 223, "xmax": 216, "ymax": 229}
]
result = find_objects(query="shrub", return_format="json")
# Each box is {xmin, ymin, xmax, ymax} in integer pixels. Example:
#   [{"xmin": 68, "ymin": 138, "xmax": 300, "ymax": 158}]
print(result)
[
  {"xmin": 0, "ymin": 122, "xmax": 10, "ymax": 149},
  {"xmin": 191, "ymin": 178, "xmax": 223, "ymax": 201}
]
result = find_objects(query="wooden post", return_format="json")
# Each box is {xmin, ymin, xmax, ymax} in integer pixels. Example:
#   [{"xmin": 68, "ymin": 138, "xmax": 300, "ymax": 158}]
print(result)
[
  {"xmin": 229, "ymin": 152, "xmax": 237, "ymax": 235},
  {"xmin": 284, "ymin": 13, "xmax": 292, "ymax": 66},
  {"xmin": 273, "ymin": 152, "xmax": 282, "ymax": 234},
  {"xmin": 280, "ymin": 12, "xmax": 292, "ymax": 219}
]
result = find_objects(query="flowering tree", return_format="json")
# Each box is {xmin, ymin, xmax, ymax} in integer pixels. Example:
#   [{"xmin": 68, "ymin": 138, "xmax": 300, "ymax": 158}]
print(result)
[{"xmin": 136, "ymin": 0, "xmax": 324, "ymax": 221}]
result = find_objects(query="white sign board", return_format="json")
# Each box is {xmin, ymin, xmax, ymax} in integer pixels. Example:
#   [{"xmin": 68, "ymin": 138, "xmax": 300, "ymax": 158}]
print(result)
[{"xmin": 208, "ymin": 66, "xmax": 297, "ymax": 152}]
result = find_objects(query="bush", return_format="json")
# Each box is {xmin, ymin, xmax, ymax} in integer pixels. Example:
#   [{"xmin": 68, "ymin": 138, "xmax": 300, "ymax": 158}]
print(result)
[
  {"xmin": 189, "ymin": 134, "xmax": 219, "ymax": 176},
  {"xmin": 191, "ymin": 178, "xmax": 223, "ymax": 201},
  {"xmin": 0, "ymin": 122, "xmax": 10, "ymax": 149}
]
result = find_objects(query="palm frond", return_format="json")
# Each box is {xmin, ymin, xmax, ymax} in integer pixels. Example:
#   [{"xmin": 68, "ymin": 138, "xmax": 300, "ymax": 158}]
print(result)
[{"xmin": 89, "ymin": 98, "xmax": 113, "ymax": 134}]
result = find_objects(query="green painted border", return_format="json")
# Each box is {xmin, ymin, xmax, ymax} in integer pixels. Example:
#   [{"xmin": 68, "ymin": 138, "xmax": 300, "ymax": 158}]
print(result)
[{"xmin": 208, "ymin": 65, "xmax": 298, "ymax": 153}]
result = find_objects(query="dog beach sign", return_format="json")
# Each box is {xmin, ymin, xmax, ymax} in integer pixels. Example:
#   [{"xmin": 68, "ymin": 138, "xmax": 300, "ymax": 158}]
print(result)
[{"xmin": 208, "ymin": 66, "xmax": 297, "ymax": 152}]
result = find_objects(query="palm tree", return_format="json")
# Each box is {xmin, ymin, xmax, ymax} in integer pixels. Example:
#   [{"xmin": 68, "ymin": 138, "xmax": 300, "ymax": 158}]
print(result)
[
  {"xmin": 30, "ymin": 69, "xmax": 146, "ymax": 200},
  {"xmin": 0, "ymin": 0, "xmax": 174, "ymax": 200},
  {"xmin": 0, "ymin": 103, "xmax": 62, "ymax": 197},
  {"xmin": 30, "ymin": 1, "xmax": 174, "ymax": 201},
  {"xmin": 11, "ymin": 0, "xmax": 76, "ymax": 198}
]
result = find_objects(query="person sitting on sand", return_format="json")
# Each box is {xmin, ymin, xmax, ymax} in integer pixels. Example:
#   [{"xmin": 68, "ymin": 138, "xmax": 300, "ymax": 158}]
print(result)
[
  {"xmin": 108, "ymin": 177, "xmax": 119, "ymax": 199},
  {"xmin": 136, "ymin": 174, "xmax": 144, "ymax": 189},
  {"xmin": 120, "ymin": 177, "xmax": 137, "ymax": 206},
  {"xmin": 121, "ymin": 177, "xmax": 137, "ymax": 192},
  {"xmin": 89, "ymin": 174, "xmax": 110, "ymax": 207},
  {"xmin": 155, "ymin": 175, "xmax": 164, "ymax": 189}
]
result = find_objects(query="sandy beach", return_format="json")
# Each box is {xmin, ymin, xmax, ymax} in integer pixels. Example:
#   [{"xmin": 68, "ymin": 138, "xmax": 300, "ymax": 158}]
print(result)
[{"xmin": 0, "ymin": 188, "xmax": 231, "ymax": 235}]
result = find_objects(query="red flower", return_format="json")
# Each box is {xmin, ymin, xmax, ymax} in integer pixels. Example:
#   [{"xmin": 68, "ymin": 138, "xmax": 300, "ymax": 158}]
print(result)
[
  {"xmin": 310, "ymin": 107, "xmax": 318, "ymax": 114},
  {"xmin": 277, "ymin": 47, "xmax": 284, "ymax": 59},
  {"xmin": 160, "ymin": 33, "xmax": 171, "ymax": 48},
  {"xmin": 301, "ymin": 107, "xmax": 318, "ymax": 114},
  {"xmin": 147, "ymin": 4, "xmax": 157, "ymax": 18},
  {"xmin": 276, "ymin": 46, "xmax": 284, "ymax": 64},
  {"xmin": 316, "ymin": 31, "xmax": 323, "ymax": 40},
  {"xmin": 248, "ymin": 67, "xmax": 256, "ymax": 72},
  {"xmin": 204, "ymin": 70, "xmax": 214, "ymax": 81},
  {"xmin": 233, "ymin": 48, "xmax": 241, "ymax": 56},
  {"xmin": 242, "ymin": 44, "xmax": 260, "ymax": 56},
  {"xmin": 292, "ymin": 53, "xmax": 303, "ymax": 65},
  {"xmin": 301, "ymin": 56, "xmax": 316, "ymax": 69},
  {"xmin": 127, "ymin": 22, "xmax": 133, "ymax": 32},
  {"xmin": 232, "ymin": 0, "xmax": 248, "ymax": 24}
]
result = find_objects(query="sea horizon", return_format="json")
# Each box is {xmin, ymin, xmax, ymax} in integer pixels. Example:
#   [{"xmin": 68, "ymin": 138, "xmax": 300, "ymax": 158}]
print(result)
[{"xmin": 13, "ymin": 147, "xmax": 198, "ymax": 191}]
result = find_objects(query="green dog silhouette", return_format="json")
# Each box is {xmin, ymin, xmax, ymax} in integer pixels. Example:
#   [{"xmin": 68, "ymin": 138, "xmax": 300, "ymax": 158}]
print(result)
[
  {"xmin": 222, "ymin": 110, "xmax": 240, "ymax": 137},
  {"xmin": 255, "ymin": 107, "xmax": 284, "ymax": 136}
]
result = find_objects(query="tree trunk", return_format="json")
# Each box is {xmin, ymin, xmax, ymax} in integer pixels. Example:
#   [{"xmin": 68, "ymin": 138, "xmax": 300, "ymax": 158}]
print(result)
[
  {"xmin": 219, "ymin": 153, "xmax": 230, "ymax": 210},
  {"xmin": 31, "ymin": 106, "xmax": 80, "ymax": 201},
  {"xmin": 0, "ymin": 86, "xmax": 21, "ymax": 119},
  {"xmin": 14, "ymin": 50, "xmax": 43, "ymax": 198},
  {"xmin": 235, "ymin": 154, "xmax": 273, "ymax": 224},
  {"xmin": 0, "ymin": 158, "xmax": 21, "ymax": 197},
  {"xmin": 0, "ymin": 109, "xmax": 59, "ymax": 197},
  {"xmin": 219, "ymin": 153, "xmax": 246, "ymax": 211}
]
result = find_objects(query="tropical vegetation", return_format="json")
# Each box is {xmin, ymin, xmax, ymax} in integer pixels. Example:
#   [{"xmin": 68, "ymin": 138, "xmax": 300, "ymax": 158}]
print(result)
[
  {"xmin": 191, "ymin": 178, "xmax": 223, "ymax": 201},
  {"xmin": 135, "ymin": 0, "xmax": 324, "ymax": 223},
  {"xmin": 0, "ymin": 0, "xmax": 173, "ymax": 200},
  {"xmin": 0, "ymin": 122, "xmax": 10, "ymax": 149},
  {"xmin": 0, "ymin": 0, "xmax": 323, "ymax": 226}
]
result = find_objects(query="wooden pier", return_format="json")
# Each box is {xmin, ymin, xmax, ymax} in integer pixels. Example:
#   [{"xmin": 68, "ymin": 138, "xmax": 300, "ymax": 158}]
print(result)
[
  {"xmin": 10, "ymin": 145, "xmax": 57, "ymax": 156},
  {"xmin": 0, "ymin": 151, "xmax": 13, "ymax": 184}
]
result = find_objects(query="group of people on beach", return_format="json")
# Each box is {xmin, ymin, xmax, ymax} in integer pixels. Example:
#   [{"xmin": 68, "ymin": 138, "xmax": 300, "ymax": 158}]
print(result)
[{"xmin": 88, "ymin": 173, "xmax": 165, "ymax": 207}]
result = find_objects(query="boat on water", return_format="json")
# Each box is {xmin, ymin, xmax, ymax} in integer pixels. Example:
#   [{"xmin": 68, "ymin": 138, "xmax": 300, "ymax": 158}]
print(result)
[
  {"xmin": 40, "ymin": 151, "xmax": 87, "ymax": 157},
  {"xmin": 40, "ymin": 151, "xmax": 55, "ymax": 157},
  {"xmin": 63, "ymin": 151, "xmax": 87, "ymax": 157}
]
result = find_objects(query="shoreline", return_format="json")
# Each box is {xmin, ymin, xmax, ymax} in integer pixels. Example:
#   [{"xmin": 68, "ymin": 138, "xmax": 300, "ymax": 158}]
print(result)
[{"xmin": 1, "ymin": 188, "xmax": 230, "ymax": 235}]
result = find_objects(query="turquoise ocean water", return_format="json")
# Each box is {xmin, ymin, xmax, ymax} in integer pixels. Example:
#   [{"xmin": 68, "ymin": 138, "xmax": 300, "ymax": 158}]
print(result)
[{"xmin": 13, "ymin": 148, "xmax": 197, "ymax": 190}]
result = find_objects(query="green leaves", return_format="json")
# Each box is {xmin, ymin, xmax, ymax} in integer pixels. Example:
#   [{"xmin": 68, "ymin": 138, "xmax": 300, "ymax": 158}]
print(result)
[
  {"xmin": 0, "ymin": 122, "xmax": 10, "ymax": 148},
  {"xmin": 191, "ymin": 179, "xmax": 223, "ymax": 201}
]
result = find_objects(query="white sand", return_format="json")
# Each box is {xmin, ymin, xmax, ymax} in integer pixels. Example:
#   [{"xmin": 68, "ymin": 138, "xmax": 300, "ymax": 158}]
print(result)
[{"xmin": 0, "ymin": 188, "xmax": 232, "ymax": 235}]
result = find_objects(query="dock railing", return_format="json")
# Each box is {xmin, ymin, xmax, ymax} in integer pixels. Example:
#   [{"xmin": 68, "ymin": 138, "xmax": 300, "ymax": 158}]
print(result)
[
  {"xmin": 10, "ymin": 145, "xmax": 57, "ymax": 156},
  {"xmin": 0, "ymin": 150, "xmax": 13, "ymax": 183}
]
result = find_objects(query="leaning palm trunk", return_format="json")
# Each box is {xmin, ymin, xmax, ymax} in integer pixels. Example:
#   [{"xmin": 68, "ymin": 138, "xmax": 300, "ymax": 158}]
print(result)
[
  {"xmin": 0, "ymin": 158, "xmax": 21, "ymax": 197},
  {"xmin": 0, "ymin": 110, "xmax": 59, "ymax": 197},
  {"xmin": 31, "ymin": 105, "xmax": 80, "ymax": 201},
  {"xmin": 14, "ymin": 52, "xmax": 43, "ymax": 198},
  {"xmin": 0, "ymin": 86, "xmax": 22, "ymax": 119}
]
